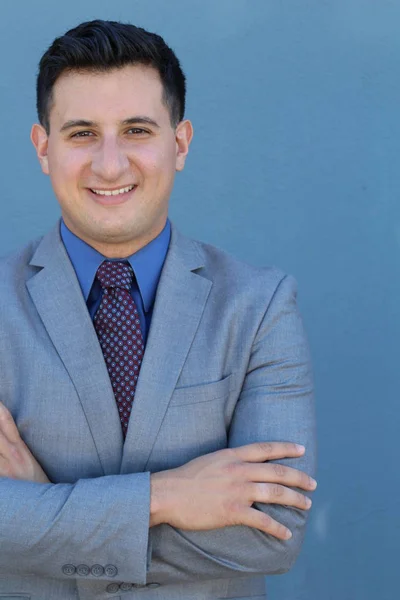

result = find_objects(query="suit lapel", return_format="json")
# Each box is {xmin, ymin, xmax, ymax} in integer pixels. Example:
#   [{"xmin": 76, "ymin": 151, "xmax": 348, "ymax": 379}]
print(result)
[
  {"xmin": 26, "ymin": 224, "xmax": 123, "ymax": 475},
  {"xmin": 120, "ymin": 226, "xmax": 212, "ymax": 474}
]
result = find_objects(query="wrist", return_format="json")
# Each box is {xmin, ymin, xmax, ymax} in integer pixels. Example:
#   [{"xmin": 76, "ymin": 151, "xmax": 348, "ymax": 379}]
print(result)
[{"xmin": 149, "ymin": 470, "xmax": 174, "ymax": 527}]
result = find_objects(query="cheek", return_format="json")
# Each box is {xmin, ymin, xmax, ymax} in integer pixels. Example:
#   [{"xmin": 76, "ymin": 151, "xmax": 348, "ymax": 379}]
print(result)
[
  {"xmin": 48, "ymin": 146, "xmax": 88, "ymax": 184},
  {"xmin": 133, "ymin": 143, "xmax": 177, "ymax": 177}
]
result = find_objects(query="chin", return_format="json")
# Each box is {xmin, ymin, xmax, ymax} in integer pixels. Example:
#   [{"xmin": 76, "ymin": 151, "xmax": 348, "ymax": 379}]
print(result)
[{"xmin": 90, "ymin": 217, "xmax": 135, "ymax": 236}]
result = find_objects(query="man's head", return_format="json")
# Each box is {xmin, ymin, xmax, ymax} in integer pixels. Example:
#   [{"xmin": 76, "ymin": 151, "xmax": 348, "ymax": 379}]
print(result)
[
  {"xmin": 31, "ymin": 20, "xmax": 193, "ymax": 258},
  {"xmin": 37, "ymin": 19, "xmax": 186, "ymax": 134}
]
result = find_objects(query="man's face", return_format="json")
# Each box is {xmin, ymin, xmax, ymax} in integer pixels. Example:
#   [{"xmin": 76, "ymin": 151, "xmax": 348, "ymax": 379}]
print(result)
[{"xmin": 31, "ymin": 65, "xmax": 193, "ymax": 257}]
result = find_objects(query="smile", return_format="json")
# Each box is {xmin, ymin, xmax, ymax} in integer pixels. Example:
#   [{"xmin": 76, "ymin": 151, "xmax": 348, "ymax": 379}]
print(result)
[{"xmin": 90, "ymin": 185, "xmax": 135, "ymax": 196}]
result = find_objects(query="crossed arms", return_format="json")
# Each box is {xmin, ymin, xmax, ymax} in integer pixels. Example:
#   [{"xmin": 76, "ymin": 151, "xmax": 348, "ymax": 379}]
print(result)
[
  {"xmin": 0, "ymin": 274, "xmax": 317, "ymax": 585},
  {"xmin": 0, "ymin": 412, "xmax": 315, "ymax": 583}
]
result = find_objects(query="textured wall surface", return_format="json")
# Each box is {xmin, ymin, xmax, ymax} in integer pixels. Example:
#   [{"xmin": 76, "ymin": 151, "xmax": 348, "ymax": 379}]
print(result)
[{"xmin": 0, "ymin": 1, "xmax": 398, "ymax": 598}]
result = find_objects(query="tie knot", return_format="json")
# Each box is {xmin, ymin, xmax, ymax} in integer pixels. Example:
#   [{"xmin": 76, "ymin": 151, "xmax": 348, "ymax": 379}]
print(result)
[{"xmin": 96, "ymin": 261, "xmax": 134, "ymax": 291}]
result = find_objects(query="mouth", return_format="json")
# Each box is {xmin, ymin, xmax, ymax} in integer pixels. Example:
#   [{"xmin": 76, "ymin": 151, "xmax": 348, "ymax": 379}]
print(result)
[{"xmin": 88, "ymin": 184, "xmax": 137, "ymax": 205}]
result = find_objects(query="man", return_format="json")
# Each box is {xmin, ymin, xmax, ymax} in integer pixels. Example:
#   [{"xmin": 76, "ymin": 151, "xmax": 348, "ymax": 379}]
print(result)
[{"xmin": 0, "ymin": 19, "xmax": 316, "ymax": 600}]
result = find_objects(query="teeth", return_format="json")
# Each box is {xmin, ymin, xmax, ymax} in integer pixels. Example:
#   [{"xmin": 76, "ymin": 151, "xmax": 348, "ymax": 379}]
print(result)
[{"xmin": 91, "ymin": 185, "xmax": 134, "ymax": 196}]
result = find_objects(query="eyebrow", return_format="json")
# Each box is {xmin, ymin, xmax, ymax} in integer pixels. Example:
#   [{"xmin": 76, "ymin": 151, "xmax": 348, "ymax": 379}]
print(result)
[{"xmin": 60, "ymin": 116, "xmax": 160, "ymax": 133}]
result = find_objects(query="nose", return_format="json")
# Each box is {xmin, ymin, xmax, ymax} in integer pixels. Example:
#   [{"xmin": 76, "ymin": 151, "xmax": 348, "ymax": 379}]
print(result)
[{"xmin": 91, "ymin": 136, "xmax": 130, "ymax": 181}]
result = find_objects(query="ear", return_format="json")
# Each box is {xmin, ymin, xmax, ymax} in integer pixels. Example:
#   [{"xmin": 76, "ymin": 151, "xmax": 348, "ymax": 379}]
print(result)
[
  {"xmin": 175, "ymin": 120, "xmax": 193, "ymax": 172},
  {"xmin": 30, "ymin": 124, "xmax": 50, "ymax": 175}
]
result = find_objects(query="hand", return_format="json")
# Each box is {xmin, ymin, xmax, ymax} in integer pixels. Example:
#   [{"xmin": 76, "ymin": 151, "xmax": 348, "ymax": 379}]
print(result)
[
  {"xmin": 0, "ymin": 402, "xmax": 50, "ymax": 483},
  {"xmin": 150, "ymin": 442, "xmax": 316, "ymax": 540}
]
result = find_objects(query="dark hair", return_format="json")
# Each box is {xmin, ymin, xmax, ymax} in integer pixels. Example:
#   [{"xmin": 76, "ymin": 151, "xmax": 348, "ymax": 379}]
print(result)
[{"xmin": 36, "ymin": 19, "xmax": 186, "ymax": 133}]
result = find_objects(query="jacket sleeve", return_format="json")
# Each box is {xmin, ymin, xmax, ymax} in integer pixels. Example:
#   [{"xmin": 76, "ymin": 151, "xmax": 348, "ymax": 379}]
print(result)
[
  {"xmin": 0, "ymin": 472, "xmax": 151, "ymax": 583},
  {"xmin": 0, "ymin": 275, "xmax": 315, "ymax": 586},
  {"xmin": 145, "ymin": 274, "xmax": 317, "ymax": 585}
]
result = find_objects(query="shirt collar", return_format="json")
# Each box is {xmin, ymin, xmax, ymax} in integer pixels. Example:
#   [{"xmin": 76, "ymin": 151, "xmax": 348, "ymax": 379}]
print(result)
[{"xmin": 60, "ymin": 219, "xmax": 171, "ymax": 313}]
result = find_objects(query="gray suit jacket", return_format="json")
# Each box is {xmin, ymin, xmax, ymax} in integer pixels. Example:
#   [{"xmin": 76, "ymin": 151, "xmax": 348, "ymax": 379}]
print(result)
[{"xmin": 0, "ymin": 222, "xmax": 316, "ymax": 600}]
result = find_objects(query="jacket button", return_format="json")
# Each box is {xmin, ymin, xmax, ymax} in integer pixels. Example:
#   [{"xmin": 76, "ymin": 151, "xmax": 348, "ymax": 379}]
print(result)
[
  {"xmin": 62, "ymin": 564, "xmax": 76, "ymax": 576},
  {"xmin": 91, "ymin": 564, "xmax": 105, "ymax": 577},
  {"xmin": 146, "ymin": 583, "xmax": 160, "ymax": 588},
  {"xmin": 120, "ymin": 582, "xmax": 132, "ymax": 591},
  {"xmin": 106, "ymin": 582, "xmax": 120, "ymax": 593},
  {"xmin": 105, "ymin": 564, "xmax": 118, "ymax": 577},
  {"xmin": 76, "ymin": 564, "xmax": 90, "ymax": 576}
]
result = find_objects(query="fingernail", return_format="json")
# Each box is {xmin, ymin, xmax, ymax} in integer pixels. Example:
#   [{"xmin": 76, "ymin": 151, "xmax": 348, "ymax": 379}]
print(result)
[
  {"xmin": 296, "ymin": 444, "xmax": 305, "ymax": 452},
  {"xmin": 310, "ymin": 478, "xmax": 317, "ymax": 490},
  {"xmin": 284, "ymin": 529, "xmax": 292, "ymax": 540},
  {"xmin": 306, "ymin": 497, "xmax": 312, "ymax": 508}
]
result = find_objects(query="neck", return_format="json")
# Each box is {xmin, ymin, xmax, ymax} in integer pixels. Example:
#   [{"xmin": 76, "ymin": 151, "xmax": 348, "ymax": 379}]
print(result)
[{"xmin": 62, "ymin": 219, "xmax": 167, "ymax": 258}]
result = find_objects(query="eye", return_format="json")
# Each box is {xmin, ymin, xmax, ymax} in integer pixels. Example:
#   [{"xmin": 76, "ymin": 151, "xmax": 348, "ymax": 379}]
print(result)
[
  {"xmin": 127, "ymin": 127, "xmax": 149, "ymax": 135},
  {"xmin": 71, "ymin": 131, "xmax": 94, "ymax": 138}
]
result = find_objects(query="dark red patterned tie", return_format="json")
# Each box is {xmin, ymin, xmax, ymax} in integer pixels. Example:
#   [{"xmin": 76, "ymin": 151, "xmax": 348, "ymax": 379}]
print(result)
[{"xmin": 93, "ymin": 261, "xmax": 144, "ymax": 437}]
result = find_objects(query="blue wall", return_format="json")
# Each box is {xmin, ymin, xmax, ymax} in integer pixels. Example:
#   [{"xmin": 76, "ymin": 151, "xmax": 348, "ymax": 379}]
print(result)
[{"xmin": 0, "ymin": 2, "xmax": 397, "ymax": 598}]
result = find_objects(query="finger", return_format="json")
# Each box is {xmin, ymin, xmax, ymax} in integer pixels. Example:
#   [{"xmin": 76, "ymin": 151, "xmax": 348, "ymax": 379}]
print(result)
[
  {"xmin": 0, "ymin": 427, "xmax": 24, "ymax": 469},
  {"xmin": 247, "ymin": 462, "xmax": 317, "ymax": 491},
  {"xmin": 0, "ymin": 429, "xmax": 23, "ymax": 479},
  {"xmin": 252, "ymin": 482, "xmax": 312, "ymax": 511},
  {"xmin": 0, "ymin": 454, "xmax": 13, "ymax": 478},
  {"xmin": 0, "ymin": 427, "xmax": 13, "ymax": 459},
  {"xmin": 232, "ymin": 441, "xmax": 305, "ymax": 463},
  {"xmin": 241, "ymin": 506, "xmax": 292, "ymax": 540},
  {"xmin": 0, "ymin": 402, "xmax": 21, "ymax": 444}
]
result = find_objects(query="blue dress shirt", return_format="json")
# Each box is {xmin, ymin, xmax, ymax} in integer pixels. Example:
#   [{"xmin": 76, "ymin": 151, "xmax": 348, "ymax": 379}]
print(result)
[{"xmin": 60, "ymin": 220, "xmax": 171, "ymax": 345}]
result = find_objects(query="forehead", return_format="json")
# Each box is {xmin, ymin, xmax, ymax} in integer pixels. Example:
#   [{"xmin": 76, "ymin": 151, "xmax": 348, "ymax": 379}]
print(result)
[{"xmin": 50, "ymin": 65, "xmax": 167, "ymax": 124}]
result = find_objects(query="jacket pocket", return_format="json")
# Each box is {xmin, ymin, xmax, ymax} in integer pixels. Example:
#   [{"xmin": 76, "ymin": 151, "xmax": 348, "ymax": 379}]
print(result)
[{"xmin": 169, "ymin": 374, "xmax": 234, "ymax": 406}]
